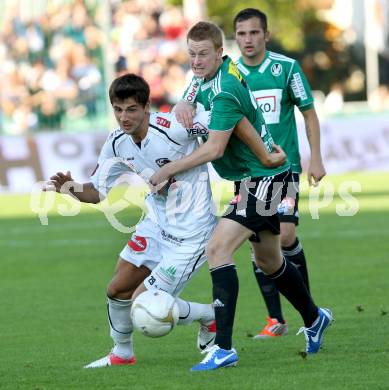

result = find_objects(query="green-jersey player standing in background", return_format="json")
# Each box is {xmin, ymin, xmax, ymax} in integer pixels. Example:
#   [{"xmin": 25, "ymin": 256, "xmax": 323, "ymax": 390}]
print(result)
[
  {"xmin": 151, "ymin": 21, "xmax": 332, "ymax": 371},
  {"xmin": 234, "ymin": 8, "xmax": 326, "ymax": 338}
]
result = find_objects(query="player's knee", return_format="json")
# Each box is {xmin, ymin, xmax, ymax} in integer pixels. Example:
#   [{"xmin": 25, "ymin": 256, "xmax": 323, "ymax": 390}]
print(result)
[
  {"xmin": 280, "ymin": 226, "xmax": 296, "ymax": 247},
  {"xmin": 206, "ymin": 240, "xmax": 230, "ymax": 265},
  {"xmin": 107, "ymin": 281, "xmax": 134, "ymax": 300},
  {"xmin": 106, "ymin": 283, "xmax": 118, "ymax": 299},
  {"xmin": 254, "ymin": 250, "xmax": 283, "ymax": 274},
  {"xmin": 254, "ymin": 255, "xmax": 267, "ymax": 271}
]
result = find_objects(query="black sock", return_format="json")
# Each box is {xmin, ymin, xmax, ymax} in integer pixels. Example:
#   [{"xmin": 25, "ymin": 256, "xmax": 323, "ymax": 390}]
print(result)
[
  {"xmin": 211, "ymin": 264, "xmax": 239, "ymax": 350},
  {"xmin": 252, "ymin": 262, "xmax": 284, "ymax": 323},
  {"xmin": 282, "ymin": 238, "xmax": 310, "ymax": 292},
  {"xmin": 267, "ymin": 258, "xmax": 318, "ymax": 327}
]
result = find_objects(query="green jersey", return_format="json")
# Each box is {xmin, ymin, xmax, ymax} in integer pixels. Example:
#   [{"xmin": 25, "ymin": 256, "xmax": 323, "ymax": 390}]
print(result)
[
  {"xmin": 237, "ymin": 51, "xmax": 314, "ymax": 173},
  {"xmin": 183, "ymin": 56, "xmax": 290, "ymax": 181}
]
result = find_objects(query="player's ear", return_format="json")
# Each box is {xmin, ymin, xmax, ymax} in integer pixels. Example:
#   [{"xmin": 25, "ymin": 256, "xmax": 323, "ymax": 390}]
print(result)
[
  {"xmin": 265, "ymin": 30, "xmax": 270, "ymax": 43},
  {"xmin": 145, "ymin": 101, "xmax": 151, "ymax": 111},
  {"xmin": 216, "ymin": 47, "xmax": 223, "ymax": 60}
]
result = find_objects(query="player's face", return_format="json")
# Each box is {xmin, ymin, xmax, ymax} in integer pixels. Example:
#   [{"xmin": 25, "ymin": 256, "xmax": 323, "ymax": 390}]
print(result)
[
  {"xmin": 235, "ymin": 17, "xmax": 269, "ymax": 63},
  {"xmin": 188, "ymin": 39, "xmax": 223, "ymax": 80},
  {"xmin": 112, "ymin": 98, "xmax": 149, "ymax": 140}
]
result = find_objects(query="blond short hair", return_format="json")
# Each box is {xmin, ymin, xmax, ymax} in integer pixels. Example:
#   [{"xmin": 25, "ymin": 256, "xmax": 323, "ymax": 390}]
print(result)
[{"xmin": 187, "ymin": 21, "xmax": 224, "ymax": 50}]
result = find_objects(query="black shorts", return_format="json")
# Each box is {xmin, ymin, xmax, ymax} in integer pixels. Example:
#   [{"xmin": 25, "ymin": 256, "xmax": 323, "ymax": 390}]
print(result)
[
  {"xmin": 222, "ymin": 169, "xmax": 293, "ymax": 241},
  {"xmin": 278, "ymin": 172, "xmax": 300, "ymax": 225}
]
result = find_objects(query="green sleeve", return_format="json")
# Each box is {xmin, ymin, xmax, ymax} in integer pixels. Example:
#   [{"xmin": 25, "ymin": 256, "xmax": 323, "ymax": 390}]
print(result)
[
  {"xmin": 208, "ymin": 93, "xmax": 243, "ymax": 131},
  {"xmin": 288, "ymin": 61, "xmax": 314, "ymax": 109}
]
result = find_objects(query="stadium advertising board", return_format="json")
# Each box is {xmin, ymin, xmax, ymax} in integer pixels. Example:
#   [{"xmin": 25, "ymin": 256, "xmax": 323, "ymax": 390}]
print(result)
[{"xmin": 1, "ymin": 115, "xmax": 389, "ymax": 193}]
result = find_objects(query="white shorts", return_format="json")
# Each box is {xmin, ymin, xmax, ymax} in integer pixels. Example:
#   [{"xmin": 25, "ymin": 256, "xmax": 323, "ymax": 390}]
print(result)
[{"xmin": 119, "ymin": 218, "xmax": 214, "ymax": 296}]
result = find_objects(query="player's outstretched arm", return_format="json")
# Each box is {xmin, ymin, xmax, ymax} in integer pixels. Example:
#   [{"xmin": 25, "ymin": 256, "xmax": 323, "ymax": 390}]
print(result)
[
  {"xmin": 44, "ymin": 171, "xmax": 102, "ymax": 203},
  {"xmin": 234, "ymin": 117, "xmax": 286, "ymax": 167},
  {"xmin": 172, "ymin": 100, "xmax": 196, "ymax": 128},
  {"xmin": 149, "ymin": 130, "xmax": 231, "ymax": 187},
  {"xmin": 301, "ymin": 108, "xmax": 326, "ymax": 186}
]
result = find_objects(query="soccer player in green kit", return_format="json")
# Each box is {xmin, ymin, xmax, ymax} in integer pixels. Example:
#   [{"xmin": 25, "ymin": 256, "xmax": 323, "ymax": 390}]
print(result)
[
  {"xmin": 150, "ymin": 21, "xmax": 332, "ymax": 371},
  {"xmin": 234, "ymin": 8, "xmax": 326, "ymax": 339}
]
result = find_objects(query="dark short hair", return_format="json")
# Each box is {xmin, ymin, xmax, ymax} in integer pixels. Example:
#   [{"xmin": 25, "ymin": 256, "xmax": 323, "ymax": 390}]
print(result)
[
  {"xmin": 233, "ymin": 8, "xmax": 268, "ymax": 32},
  {"xmin": 109, "ymin": 73, "xmax": 150, "ymax": 106},
  {"xmin": 187, "ymin": 21, "xmax": 224, "ymax": 50}
]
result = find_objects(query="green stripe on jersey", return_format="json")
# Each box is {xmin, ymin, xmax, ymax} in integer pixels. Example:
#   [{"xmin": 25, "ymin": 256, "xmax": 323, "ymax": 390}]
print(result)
[
  {"xmin": 185, "ymin": 56, "xmax": 290, "ymax": 181},
  {"xmin": 237, "ymin": 51, "xmax": 314, "ymax": 173}
]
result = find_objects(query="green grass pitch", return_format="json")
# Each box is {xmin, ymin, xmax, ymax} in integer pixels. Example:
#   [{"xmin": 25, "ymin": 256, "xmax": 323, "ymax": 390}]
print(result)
[{"xmin": 0, "ymin": 172, "xmax": 388, "ymax": 389}]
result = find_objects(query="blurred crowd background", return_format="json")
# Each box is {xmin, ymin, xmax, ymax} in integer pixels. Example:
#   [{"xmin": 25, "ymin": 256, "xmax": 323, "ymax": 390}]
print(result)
[{"xmin": 1, "ymin": 0, "xmax": 389, "ymax": 135}]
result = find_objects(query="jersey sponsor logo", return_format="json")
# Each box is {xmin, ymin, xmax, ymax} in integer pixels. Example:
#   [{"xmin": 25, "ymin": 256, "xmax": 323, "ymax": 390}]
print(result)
[
  {"xmin": 271, "ymin": 63, "xmax": 282, "ymax": 76},
  {"xmin": 155, "ymin": 158, "xmax": 171, "ymax": 167},
  {"xmin": 128, "ymin": 235, "xmax": 147, "ymax": 252},
  {"xmin": 161, "ymin": 230, "xmax": 184, "ymax": 244},
  {"xmin": 228, "ymin": 61, "xmax": 243, "ymax": 82},
  {"xmin": 156, "ymin": 116, "xmax": 171, "ymax": 128},
  {"xmin": 184, "ymin": 78, "xmax": 201, "ymax": 102},
  {"xmin": 252, "ymin": 89, "xmax": 282, "ymax": 124},
  {"xmin": 187, "ymin": 122, "xmax": 208, "ymax": 137},
  {"xmin": 291, "ymin": 73, "xmax": 308, "ymax": 100}
]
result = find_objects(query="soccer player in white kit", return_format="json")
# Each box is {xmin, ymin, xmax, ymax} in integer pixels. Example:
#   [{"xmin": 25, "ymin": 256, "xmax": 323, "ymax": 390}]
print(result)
[{"xmin": 48, "ymin": 74, "xmax": 218, "ymax": 368}]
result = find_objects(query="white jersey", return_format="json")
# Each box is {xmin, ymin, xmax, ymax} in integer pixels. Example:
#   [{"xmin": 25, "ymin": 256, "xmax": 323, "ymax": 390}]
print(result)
[{"xmin": 91, "ymin": 111, "xmax": 216, "ymax": 238}]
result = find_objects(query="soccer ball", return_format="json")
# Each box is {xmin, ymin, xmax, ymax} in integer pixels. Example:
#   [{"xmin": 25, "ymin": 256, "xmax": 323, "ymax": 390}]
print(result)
[{"xmin": 131, "ymin": 290, "xmax": 179, "ymax": 338}]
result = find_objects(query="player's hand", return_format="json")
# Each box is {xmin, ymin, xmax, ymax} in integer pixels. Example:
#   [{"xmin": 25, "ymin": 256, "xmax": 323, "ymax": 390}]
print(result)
[
  {"xmin": 149, "ymin": 164, "xmax": 173, "ymax": 193},
  {"xmin": 307, "ymin": 158, "xmax": 326, "ymax": 186},
  {"xmin": 173, "ymin": 101, "xmax": 196, "ymax": 128},
  {"xmin": 44, "ymin": 171, "xmax": 73, "ymax": 193},
  {"xmin": 267, "ymin": 144, "xmax": 287, "ymax": 167}
]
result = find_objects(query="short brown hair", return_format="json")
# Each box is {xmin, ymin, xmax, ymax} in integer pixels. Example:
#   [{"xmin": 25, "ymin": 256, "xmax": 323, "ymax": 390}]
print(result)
[
  {"xmin": 109, "ymin": 73, "xmax": 150, "ymax": 106},
  {"xmin": 233, "ymin": 8, "xmax": 268, "ymax": 32},
  {"xmin": 187, "ymin": 21, "xmax": 223, "ymax": 50}
]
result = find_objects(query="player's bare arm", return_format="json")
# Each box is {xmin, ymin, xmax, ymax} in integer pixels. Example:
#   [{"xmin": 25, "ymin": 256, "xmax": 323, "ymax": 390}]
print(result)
[
  {"xmin": 302, "ymin": 107, "xmax": 326, "ymax": 186},
  {"xmin": 149, "ymin": 129, "xmax": 231, "ymax": 187},
  {"xmin": 234, "ymin": 117, "xmax": 286, "ymax": 167},
  {"xmin": 173, "ymin": 100, "xmax": 196, "ymax": 128},
  {"xmin": 46, "ymin": 171, "xmax": 102, "ymax": 203}
]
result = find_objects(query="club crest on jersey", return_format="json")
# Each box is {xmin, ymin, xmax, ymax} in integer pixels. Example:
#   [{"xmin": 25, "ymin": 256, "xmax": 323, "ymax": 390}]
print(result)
[
  {"xmin": 155, "ymin": 158, "xmax": 171, "ymax": 167},
  {"xmin": 271, "ymin": 63, "xmax": 282, "ymax": 76},
  {"xmin": 156, "ymin": 116, "xmax": 171, "ymax": 128},
  {"xmin": 128, "ymin": 235, "xmax": 147, "ymax": 252}
]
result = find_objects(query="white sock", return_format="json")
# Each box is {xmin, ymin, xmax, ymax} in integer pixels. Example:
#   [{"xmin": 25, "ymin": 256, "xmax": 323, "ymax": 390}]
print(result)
[
  {"xmin": 107, "ymin": 297, "xmax": 134, "ymax": 359},
  {"xmin": 176, "ymin": 298, "xmax": 214, "ymax": 326}
]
